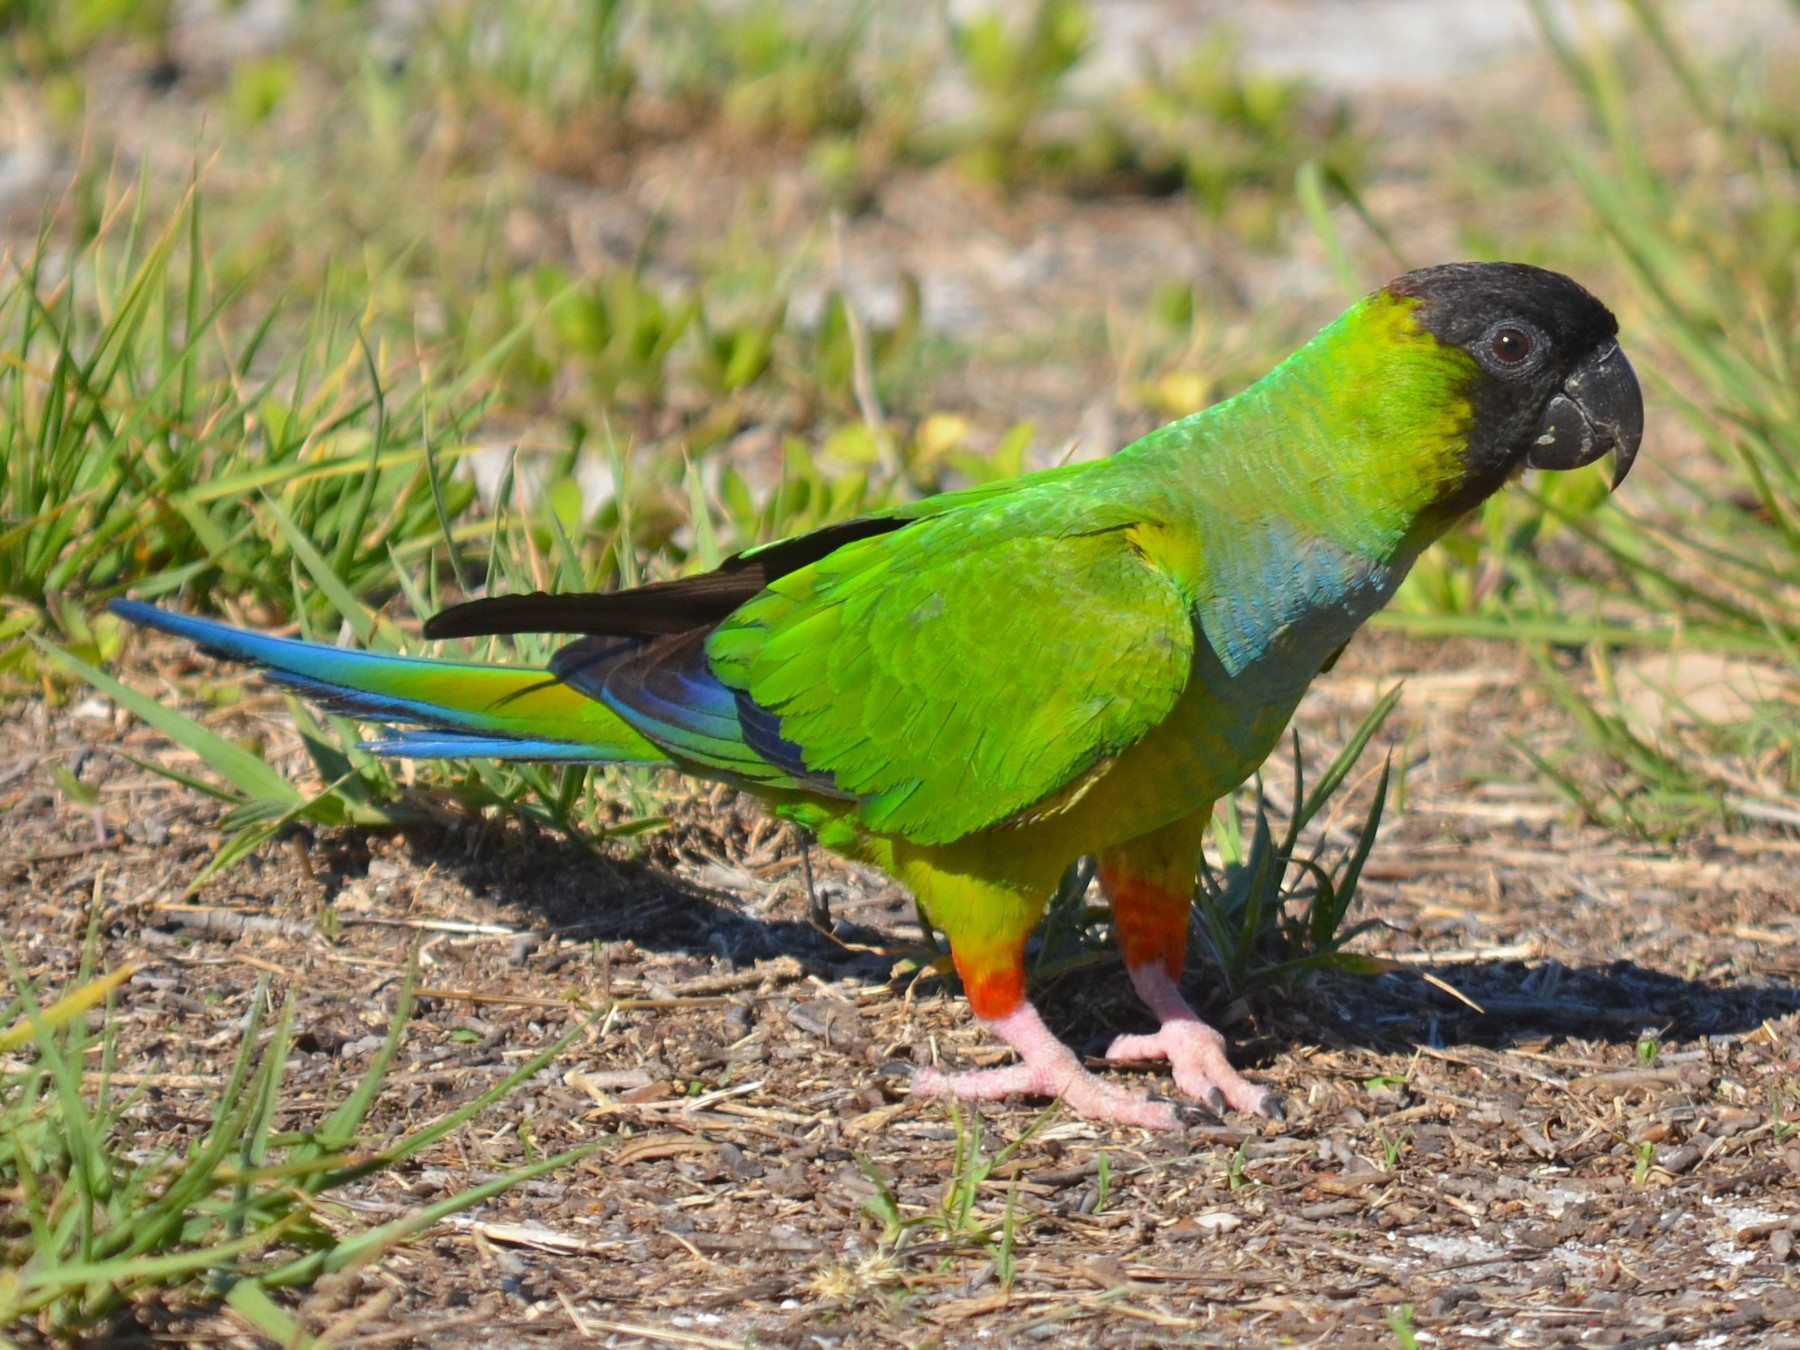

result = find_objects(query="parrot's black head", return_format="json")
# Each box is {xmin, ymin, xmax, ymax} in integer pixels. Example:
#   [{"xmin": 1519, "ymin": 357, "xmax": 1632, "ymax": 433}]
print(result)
[{"xmin": 1389, "ymin": 261, "xmax": 1642, "ymax": 507}]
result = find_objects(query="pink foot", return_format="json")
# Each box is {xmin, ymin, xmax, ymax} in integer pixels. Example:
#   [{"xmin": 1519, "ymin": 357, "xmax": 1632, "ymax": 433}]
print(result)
[
  {"xmin": 1106, "ymin": 1020, "xmax": 1275, "ymax": 1117},
  {"xmin": 911, "ymin": 1004, "xmax": 1180, "ymax": 1131},
  {"xmin": 1113, "ymin": 964, "xmax": 1279, "ymax": 1119}
]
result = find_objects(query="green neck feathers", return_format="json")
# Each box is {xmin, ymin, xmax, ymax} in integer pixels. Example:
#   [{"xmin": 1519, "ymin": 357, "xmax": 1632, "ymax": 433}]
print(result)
[
  {"xmin": 1127, "ymin": 291, "xmax": 1480, "ymax": 564},
  {"xmin": 1115, "ymin": 292, "xmax": 1483, "ymax": 676}
]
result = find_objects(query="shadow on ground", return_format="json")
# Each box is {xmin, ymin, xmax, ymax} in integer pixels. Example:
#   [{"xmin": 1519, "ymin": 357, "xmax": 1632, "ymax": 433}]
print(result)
[{"xmin": 245, "ymin": 819, "xmax": 1800, "ymax": 1076}]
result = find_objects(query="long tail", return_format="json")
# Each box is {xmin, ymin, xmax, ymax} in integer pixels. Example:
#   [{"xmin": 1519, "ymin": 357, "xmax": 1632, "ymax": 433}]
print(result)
[{"xmin": 108, "ymin": 600, "xmax": 673, "ymax": 764}]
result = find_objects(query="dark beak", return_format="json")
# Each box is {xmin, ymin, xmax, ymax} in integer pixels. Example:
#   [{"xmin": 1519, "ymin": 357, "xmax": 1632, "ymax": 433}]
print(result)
[{"xmin": 1524, "ymin": 341, "xmax": 1643, "ymax": 489}]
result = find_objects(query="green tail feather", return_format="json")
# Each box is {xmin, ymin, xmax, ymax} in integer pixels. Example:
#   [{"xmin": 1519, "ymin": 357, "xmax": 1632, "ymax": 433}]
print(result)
[{"xmin": 108, "ymin": 601, "xmax": 671, "ymax": 764}]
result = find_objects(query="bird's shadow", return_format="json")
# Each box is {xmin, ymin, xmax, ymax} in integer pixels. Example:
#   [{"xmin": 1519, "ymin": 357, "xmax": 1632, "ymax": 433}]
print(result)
[
  {"xmin": 1050, "ymin": 951, "xmax": 1800, "ymax": 1065},
  {"xmin": 371, "ymin": 816, "xmax": 885, "ymax": 977},
  {"xmin": 356, "ymin": 821, "xmax": 1799, "ymax": 1063},
  {"xmin": 1269, "ymin": 953, "xmax": 1800, "ymax": 1057}
]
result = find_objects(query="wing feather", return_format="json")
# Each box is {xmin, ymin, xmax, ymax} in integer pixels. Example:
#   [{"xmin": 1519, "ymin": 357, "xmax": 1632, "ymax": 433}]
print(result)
[{"xmin": 708, "ymin": 516, "xmax": 1195, "ymax": 844}]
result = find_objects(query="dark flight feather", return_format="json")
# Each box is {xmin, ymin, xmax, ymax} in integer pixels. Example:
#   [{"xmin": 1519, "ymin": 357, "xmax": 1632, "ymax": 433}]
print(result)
[{"xmin": 423, "ymin": 516, "xmax": 913, "ymax": 640}]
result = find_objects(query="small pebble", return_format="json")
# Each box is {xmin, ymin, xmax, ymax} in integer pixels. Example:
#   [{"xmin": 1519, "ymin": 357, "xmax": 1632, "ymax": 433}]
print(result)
[
  {"xmin": 1188, "ymin": 1210, "xmax": 1242, "ymax": 1235},
  {"xmin": 127, "ymin": 816, "xmax": 171, "ymax": 846},
  {"xmin": 493, "ymin": 1249, "xmax": 526, "ymax": 1277},
  {"xmin": 1731, "ymin": 1298, "xmax": 1764, "ymax": 1327},
  {"xmin": 1656, "ymin": 1143, "xmax": 1704, "ymax": 1174},
  {"xmin": 1423, "ymin": 1285, "xmax": 1479, "ymax": 1317},
  {"xmin": 717, "ymin": 1140, "xmax": 762, "ymax": 1180}
]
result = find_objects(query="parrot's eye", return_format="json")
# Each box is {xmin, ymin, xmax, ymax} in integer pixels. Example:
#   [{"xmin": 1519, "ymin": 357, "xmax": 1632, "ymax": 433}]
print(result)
[{"xmin": 1490, "ymin": 327, "xmax": 1532, "ymax": 364}]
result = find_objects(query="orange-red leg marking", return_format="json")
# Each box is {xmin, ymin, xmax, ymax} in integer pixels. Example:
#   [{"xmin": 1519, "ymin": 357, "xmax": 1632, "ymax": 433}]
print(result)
[
  {"xmin": 919, "ymin": 893, "xmax": 1180, "ymax": 1129},
  {"xmin": 952, "ymin": 940, "xmax": 1026, "ymax": 1021},
  {"xmin": 1097, "ymin": 812, "xmax": 1278, "ymax": 1119},
  {"xmin": 1099, "ymin": 871, "xmax": 1191, "ymax": 983}
]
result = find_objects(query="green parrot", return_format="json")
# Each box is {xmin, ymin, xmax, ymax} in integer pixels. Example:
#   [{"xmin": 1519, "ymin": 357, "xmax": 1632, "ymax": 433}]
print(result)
[{"xmin": 111, "ymin": 262, "xmax": 1643, "ymax": 1129}]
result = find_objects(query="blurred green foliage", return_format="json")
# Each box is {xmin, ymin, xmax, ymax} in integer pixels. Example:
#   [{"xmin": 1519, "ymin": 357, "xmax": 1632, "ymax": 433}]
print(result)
[
  {"xmin": 5, "ymin": 0, "xmax": 1798, "ymax": 832},
  {"xmin": 945, "ymin": 0, "xmax": 1094, "ymax": 187},
  {"xmin": 1374, "ymin": 1, "xmax": 1800, "ymax": 833},
  {"xmin": 0, "ymin": 0, "xmax": 172, "ymax": 78},
  {"xmin": 1128, "ymin": 33, "xmax": 1363, "ymax": 238}
]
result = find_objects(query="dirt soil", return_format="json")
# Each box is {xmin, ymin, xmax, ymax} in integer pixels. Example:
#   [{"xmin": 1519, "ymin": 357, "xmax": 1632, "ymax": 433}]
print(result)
[{"xmin": 7, "ymin": 623, "xmax": 1800, "ymax": 1349}]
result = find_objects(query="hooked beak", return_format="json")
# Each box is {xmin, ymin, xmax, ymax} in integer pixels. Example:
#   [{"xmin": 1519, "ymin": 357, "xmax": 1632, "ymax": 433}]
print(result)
[{"xmin": 1523, "ymin": 341, "xmax": 1643, "ymax": 489}]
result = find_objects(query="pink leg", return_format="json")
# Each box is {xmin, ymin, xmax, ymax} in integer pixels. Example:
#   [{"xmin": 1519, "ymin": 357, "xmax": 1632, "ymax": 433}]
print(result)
[
  {"xmin": 913, "ymin": 1001, "xmax": 1180, "ymax": 1131},
  {"xmin": 1107, "ymin": 962, "xmax": 1277, "ymax": 1118},
  {"xmin": 1098, "ymin": 814, "xmax": 1279, "ymax": 1121}
]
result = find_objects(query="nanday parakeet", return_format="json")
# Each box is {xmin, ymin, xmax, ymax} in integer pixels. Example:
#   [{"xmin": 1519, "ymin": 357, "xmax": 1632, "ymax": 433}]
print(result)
[{"xmin": 110, "ymin": 262, "xmax": 1644, "ymax": 1130}]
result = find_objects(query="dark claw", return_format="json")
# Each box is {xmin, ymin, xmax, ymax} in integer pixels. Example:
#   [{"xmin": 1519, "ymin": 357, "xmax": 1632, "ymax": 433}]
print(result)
[
  {"xmin": 1204, "ymin": 1086, "xmax": 1227, "ymax": 1117},
  {"xmin": 1257, "ymin": 1091, "xmax": 1287, "ymax": 1123},
  {"xmin": 801, "ymin": 837, "xmax": 831, "ymax": 930},
  {"xmin": 1160, "ymin": 1094, "xmax": 1224, "ymax": 1128}
]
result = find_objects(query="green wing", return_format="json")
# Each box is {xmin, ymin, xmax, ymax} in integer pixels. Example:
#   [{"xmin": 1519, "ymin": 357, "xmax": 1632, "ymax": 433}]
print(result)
[{"xmin": 708, "ymin": 507, "xmax": 1195, "ymax": 845}]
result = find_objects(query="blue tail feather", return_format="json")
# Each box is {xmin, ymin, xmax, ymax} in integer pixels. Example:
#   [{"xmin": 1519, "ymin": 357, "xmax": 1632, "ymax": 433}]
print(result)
[
  {"xmin": 359, "ymin": 730, "xmax": 612, "ymax": 761},
  {"xmin": 106, "ymin": 599, "xmax": 635, "ymax": 763}
]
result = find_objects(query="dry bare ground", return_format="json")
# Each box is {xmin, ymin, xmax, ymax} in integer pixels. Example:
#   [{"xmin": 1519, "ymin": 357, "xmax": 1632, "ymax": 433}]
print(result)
[{"xmin": 8, "ymin": 623, "xmax": 1800, "ymax": 1348}]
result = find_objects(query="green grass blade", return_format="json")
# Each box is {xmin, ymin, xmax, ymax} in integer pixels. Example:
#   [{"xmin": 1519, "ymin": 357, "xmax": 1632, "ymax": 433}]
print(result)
[{"xmin": 37, "ymin": 640, "xmax": 300, "ymax": 806}]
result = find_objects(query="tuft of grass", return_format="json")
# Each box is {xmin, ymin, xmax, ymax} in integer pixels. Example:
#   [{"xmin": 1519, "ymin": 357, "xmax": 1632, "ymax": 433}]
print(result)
[
  {"xmin": 1388, "ymin": 1302, "xmax": 1420, "ymax": 1350},
  {"xmin": 1522, "ymin": 0, "xmax": 1800, "ymax": 659},
  {"xmin": 427, "ymin": 0, "xmax": 639, "ymax": 172},
  {"xmin": 1489, "ymin": 3, "xmax": 1800, "ymax": 832},
  {"xmin": 478, "ymin": 259, "xmax": 701, "ymax": 414},
  {"xmin": 1511, "ymin": 646, "xmax": 1726, "ymax": 839},
  {"xmin": 934, "ymin": 0, "xmax": 1367, "ymax": 221},
  {"xmin": 1191, "ymin": 686, "xmax": 1402, "ymax": 991},
  {"xmin": 0, "ymin": 0, "xmax": 175, "ymax": 83},
  {"xmin": 853, "ymin": 1101, "xmax": 1049, "ymax": 1289},
  {"xmin": 943, "ymin": 0, "xmax": 1093, "ymax": 190},
  {"xmin": 427, "ymin": 0, "xmax": 893, "ymax": 177},
  {"xmin": 693, "ymin": 1, "xmax": 873, "ymax": 145},
  {"xmin": 1128, "ymin": 32, "xmax": 1363, "ymax": 240},
  {"xmin": 0, "ymin": 180, "xmax": 487, "ymax": 659},
  {"xmin": 0, "ymin": 908, "xmax": 603, "ymax": 1343}
]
